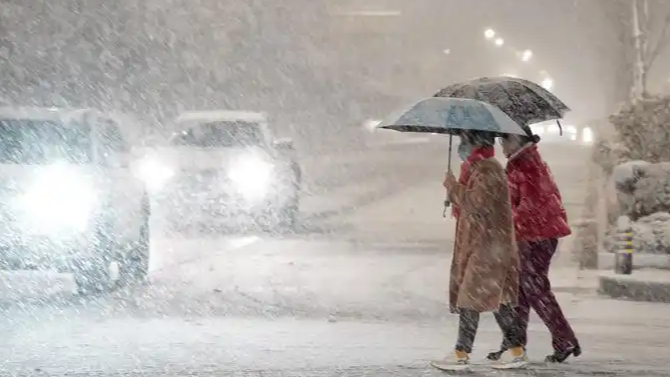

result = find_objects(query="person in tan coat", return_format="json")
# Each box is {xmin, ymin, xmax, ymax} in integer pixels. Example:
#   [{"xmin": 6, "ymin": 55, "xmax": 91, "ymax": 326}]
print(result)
[{"xmin": 431, "ymin": 130, "xmax": 527, "ymax": 371}]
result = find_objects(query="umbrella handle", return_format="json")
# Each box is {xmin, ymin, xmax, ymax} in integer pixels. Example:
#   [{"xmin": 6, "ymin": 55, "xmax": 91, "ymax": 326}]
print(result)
[
  {"xmin": 447, "ymin": 134, "xmax": 453, "ymax": 170},
  {"xmin": 443, "ymin": 135, "xmax": 453, "ymax": 218},
  {"xmin": 443, "ymin": 199, "xmax": 451, "ymax": 217}
]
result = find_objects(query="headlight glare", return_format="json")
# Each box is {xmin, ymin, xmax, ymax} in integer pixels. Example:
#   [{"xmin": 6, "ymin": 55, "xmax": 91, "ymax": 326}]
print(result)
[
  {"xmin": 137, "ymin": 158, "xmax": 174, "ymax": 191},
  {"xmin": 16, "ymin": 164, "xmax": 97, "ymax": 232},
  {"xmin": 228, "ymin": 155, "xmax": 274, "ymax": 199}
]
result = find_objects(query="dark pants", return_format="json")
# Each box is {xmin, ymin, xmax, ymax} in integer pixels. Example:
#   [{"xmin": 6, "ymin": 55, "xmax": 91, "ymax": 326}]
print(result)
[
  {"xmin": 508, "ymin": 238, "xmax": 578, "ymax": 352},
  {"xmin": 456, "ymin": 305, "xmax": 522, "ymax": 354}
]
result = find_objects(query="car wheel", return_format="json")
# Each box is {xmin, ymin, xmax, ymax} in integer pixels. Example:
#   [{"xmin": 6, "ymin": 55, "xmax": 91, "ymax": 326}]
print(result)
[
  {"xmin": 118, "ymin": 197, "xmax": 150, "ymax": 287},
  {"xmin": 278, "ymin": 190, "xmax": 300, "ymax": 231},
  {"xmin": 74, "ymin": 221, "xmax": 114, "ymax": 296},
  {"xmin": 74, "ymin": 260, "xmax": 111, "ymax": 296}
]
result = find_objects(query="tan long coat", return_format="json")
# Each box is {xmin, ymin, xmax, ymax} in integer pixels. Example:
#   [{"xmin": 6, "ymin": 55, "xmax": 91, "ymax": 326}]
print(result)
[{"xmin": 448, "ymin": 157, "xmax": 519, "ymax": 313}]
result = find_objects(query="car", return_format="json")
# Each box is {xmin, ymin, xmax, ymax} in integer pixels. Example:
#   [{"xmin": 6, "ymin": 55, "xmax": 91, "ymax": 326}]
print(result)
[
  {"xmin": 528, "ymin": 121, "xmax": 595, "ymax": 146},
  {"xmin": 137, "ymin": 110, "xmax": 301, "ymax": 230},
  {"xmin": 0, "ymin": 107, "xmax": 151, "ymax": 294}
]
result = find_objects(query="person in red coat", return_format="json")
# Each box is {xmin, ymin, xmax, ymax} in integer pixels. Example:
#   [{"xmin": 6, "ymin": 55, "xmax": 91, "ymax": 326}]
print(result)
[{"xmin": 487, "ymin": 133, "xmax": 581, "ymax": 364}]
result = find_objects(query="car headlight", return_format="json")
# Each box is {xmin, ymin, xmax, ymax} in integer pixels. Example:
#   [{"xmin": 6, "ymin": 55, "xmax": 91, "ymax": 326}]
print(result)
[
  {"xmin": 137, "ymin": 158, "xmax": 174, "ymax": 192},
  {"xmin": 228, "ymin": 154, "xmax": 274, "ymax": 199},
  {"xmin": 582, "ymin": 127, "xmax": 594, "ymax": 144},
  {"xmin": 15, "ymin": 164, "xmax": 97, "ymax": 233}
]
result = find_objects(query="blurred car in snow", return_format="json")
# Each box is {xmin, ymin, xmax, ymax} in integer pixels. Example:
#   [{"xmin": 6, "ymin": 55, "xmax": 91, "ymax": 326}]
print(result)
[
  {"xmin": 0, "ymin": 107, "xmax": 150, "ymax": 294},
  {"xmin": 137, "ymin": 110, "xmax": 301, "ymax": 229},
  {"xmin": 528, "ymin": 121, "xmax": 595, "ymax": 146}
]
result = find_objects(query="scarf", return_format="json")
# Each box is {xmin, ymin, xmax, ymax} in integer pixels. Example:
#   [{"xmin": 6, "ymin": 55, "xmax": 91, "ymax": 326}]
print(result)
[{"xmin": 452, "ymin": 145, "xmax": 495, "ymax": 218}]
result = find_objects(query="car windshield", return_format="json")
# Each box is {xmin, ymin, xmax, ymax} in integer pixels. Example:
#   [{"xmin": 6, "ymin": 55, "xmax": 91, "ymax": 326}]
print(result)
[
  {"xmin": 173, "ymin": 121, "xmax": 264, "ymax": 148},
  {"xmin": 0, "ymin": 119, "xmax": 93, "ymax": 164}
]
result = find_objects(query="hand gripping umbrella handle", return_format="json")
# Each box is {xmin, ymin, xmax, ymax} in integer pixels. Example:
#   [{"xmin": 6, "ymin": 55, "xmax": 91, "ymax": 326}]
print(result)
[{"xmin": 443, "ymin": 198, "xmax": 451, "ymax": 218}]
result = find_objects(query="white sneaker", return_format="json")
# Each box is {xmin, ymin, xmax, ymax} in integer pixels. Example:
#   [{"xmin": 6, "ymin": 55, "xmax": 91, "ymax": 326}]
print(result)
[
  {"xmin": 430, "ymin": 352, "xmax": 471, "ymax": 371},
  {"xmin": 491, "ymin": 348, "xmax": 529, "ymax": 370}
]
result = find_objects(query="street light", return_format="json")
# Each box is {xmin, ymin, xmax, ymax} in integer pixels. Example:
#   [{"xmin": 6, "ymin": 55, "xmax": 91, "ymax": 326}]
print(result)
[
  {"xmin": 494, "ymin": 38, "xmax": 504, "ymax": 47},
  {"xmin": 541, "ymin": 78, "xmax": 554, "ymax": 90},
  {"xmin": 484, "ymin": 29, "xmax": 496, "ymax": 39},
  {"xmin": 521, "ymin": 49, "xmax": 533, "ymax": 62}
]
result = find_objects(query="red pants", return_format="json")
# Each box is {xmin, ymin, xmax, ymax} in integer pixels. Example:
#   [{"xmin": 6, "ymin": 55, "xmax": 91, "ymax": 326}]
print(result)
[{"xmin": 516, "ymin": 238, "xmax": 578, "ymax": 352}]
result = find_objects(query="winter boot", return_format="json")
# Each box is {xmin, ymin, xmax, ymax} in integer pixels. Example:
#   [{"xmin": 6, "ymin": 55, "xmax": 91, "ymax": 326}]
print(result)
[
  {"xmin": 487, "ymin": 346, "xmax": 526, "ymax": 361},
  {"xmin": 545, "ymin": 344, "xmax": 582, "ymax": 363},
  {"xmin": 491, "ymin": 346, "xmax": 529, "ymax": 370}
]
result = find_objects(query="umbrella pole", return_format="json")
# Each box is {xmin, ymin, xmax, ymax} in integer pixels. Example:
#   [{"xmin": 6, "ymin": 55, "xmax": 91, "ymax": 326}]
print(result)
[
  {"xmin": 443, "ymin": 135, "xmax": 453, "ymax": 217},
  {"xmin": 557, "ymin": 119, "xmax": 563, "ymax": 136},
  {"xmin": 447, "ymin": 134, "xmax": 453, "ymax": 170}
]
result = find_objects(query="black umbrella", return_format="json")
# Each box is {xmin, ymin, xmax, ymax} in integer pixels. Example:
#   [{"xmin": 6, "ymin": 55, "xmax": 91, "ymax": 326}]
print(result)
[{"xmin": 434, "ymin": 76, "xmax": 570, "ymax": 135}]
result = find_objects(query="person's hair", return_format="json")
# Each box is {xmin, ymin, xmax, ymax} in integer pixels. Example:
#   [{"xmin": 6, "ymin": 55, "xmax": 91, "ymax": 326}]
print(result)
[
  {"xmin": 502, "ymin": 133, "xmax": 541, "ymax": 145},
  {"xmin": 461, "ymin": 130, "xmax": 495, "ymax": 146}
]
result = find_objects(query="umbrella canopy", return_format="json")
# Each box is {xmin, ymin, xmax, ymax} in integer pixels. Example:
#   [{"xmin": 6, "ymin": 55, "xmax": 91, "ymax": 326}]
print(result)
[
  {"xmin": 434, "ymin": 77, "xmax": 570, "ymax": 128},
  {"xmin": 377, "ymin": 97, "xmax": 527, "ymax": 136}
]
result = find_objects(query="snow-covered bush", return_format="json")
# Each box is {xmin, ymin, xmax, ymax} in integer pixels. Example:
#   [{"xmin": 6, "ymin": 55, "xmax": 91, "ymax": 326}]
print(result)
[
  {"xmin": 631, "ymin": 212, "xmax": 670, "ymax": 255},
  {"xmin": 592, "ymin": 138, "xmax": 631, "ymax": 175},
  {"xmin": 572, "ymin": 218, "xmax": 598, "ymax": 268},
  {"xmin": 612, "ymin": 160, "xmax": 650, "ymax": 194},
  {"xmin": 611, "ymin": 162, "xmax": 670, "ymax": 220},
  {"xmin": 631, "ymin": 163, "xmax": 670, "ymax": 219},
  {"xmin": 609, "ymin": 95, "xmax": 670, "ymax": 163}
]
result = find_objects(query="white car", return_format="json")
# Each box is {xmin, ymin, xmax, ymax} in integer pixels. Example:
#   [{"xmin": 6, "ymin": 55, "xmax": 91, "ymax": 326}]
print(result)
[
  {"xmin": 137, "ymin": 111, "xmax": 301, "ymax": 229},
  {"xmin": 0, "ymin": 107, "xmax": 150, "ymax": 294}
]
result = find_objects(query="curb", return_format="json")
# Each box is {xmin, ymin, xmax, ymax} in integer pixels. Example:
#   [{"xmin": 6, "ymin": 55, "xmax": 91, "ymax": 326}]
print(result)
[
  {"xmin": 598, "ymin": 272, "xmax": 670, "ymax": 303},
  {"xmin": 598, "ymin": 252, "xmax": 670, "ymax": 270}
]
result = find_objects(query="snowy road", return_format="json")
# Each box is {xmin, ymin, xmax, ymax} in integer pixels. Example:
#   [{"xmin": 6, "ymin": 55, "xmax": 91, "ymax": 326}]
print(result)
[{"xmin": 3, "ymin": 141, "xmax": 663, "ymax": 376}]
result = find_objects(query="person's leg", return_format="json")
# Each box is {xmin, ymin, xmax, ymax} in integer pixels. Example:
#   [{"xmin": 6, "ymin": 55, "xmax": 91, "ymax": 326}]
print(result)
[
  {"xmin": 514, "ymin": 241, "xmax": 533, "ymax": 348},
  {"xmin": 523, "ymin": 239, "xmax": 581, "ymax": 361},
  {"xmin": 494, "ymin": 305, "xmax": 523, "ymax": 349},
  {"xmin": 487, "ymin": 242, "xmax": 532, "ymax": 361},
  {"xmin": 455, "ymin": 309, "xmax": 480, "ymax": 354},
  {"xmin": 490, "ymin": 305, "xmax": 529, "ymax": 369},
  {"xmin": 431, "ymin": 309, "xmax": 479, "ymax": 370}
]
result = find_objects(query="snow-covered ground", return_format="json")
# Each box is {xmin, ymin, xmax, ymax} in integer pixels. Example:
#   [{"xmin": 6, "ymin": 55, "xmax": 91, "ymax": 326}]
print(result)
[
  {"xmin": 3, "ymin": 311, "xmax": 670, "ymax": 376},
  {"xmin": 3, "ymin": 142, "xmax": 660, "ymax": 376}
]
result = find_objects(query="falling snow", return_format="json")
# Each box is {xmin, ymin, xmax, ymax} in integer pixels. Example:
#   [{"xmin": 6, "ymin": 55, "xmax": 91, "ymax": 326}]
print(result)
[{"xmin": 1, "ymin": 1, "xmax": 670, "ymax": 376}]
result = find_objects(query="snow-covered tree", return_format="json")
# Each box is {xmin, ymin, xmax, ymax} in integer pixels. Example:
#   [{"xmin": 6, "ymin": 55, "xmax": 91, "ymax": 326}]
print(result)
[{"xmin": 603, "ymin": 0, "xmax": 670, "ymax": 102}]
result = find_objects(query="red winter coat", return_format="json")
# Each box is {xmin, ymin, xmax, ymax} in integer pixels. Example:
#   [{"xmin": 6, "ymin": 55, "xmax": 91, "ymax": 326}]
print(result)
[{"xmin": 505, "ymin": 144, "xmax": 571, "ymax": 242}]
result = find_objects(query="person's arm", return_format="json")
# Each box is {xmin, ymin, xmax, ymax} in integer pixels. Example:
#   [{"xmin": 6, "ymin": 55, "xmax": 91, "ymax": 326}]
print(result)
[
  {"xmin": 448, "ymin": 169, "xmax": 501, "ymax": 214},
  {"xmin": 511, "ymin": 172, "xmax": 535, "ymax": 224}
]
